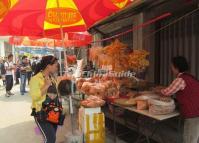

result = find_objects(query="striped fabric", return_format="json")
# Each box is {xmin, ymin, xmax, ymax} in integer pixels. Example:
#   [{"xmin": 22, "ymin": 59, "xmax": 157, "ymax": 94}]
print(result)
[{"xmin": 161, "ymin": 76, "xmax": 186, "ymax": 96}]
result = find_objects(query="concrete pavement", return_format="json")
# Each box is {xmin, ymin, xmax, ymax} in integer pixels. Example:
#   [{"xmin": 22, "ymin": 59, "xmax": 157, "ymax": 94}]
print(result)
[
  {"xmin": 0, "ymin": 84, "xmax": 126, "ymax": 143},
  {"xmin": 0, "ymin": 84, "xmax": 43, "ymax": 143},
  {"xmin": 0, "ymin": 84, "xmax": 74, "ymax": 143}
]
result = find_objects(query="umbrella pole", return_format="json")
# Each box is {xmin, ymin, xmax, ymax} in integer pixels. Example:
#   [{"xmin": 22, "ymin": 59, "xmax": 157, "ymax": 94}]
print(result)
[
  {"xmin": 56, "ymin": 0, "xmax": 67, "ymax": 76},
  {"xmin": 56, "ymin": 0, "xmax": 76, "ymax": 140},
  {"xmin": 69, "ymin": 96, "xmax": 74, "ymax": 134},
  {"xmin": 69, "ymin": 78, "xmax": 75, "ymax": 134},
  {"xmin": 53, "ymin": 39, "xmax": 56, "ymax": 56},
  {"xmin": 59, "ymin": 24, "xmax": 67, "ymax": 75}
]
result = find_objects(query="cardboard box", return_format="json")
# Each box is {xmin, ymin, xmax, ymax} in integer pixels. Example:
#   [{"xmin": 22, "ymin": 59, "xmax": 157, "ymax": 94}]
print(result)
[{"xmin": 78, "ymin": 107, "xmax": 105, "ymax": 143}]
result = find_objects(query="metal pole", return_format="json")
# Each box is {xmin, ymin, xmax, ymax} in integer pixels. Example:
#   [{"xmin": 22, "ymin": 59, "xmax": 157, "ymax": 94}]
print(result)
[
  {"xmin": 55, "ymin": 0, "xmax": 75, "ymax": 140},
  {"xmin": 53, "ymin": 39, "xmax": 56, "ymax": 56},
  {"xmin": 56, "ymin": 0, "xmax": 67, "ymax": 76},
  {"xmin": 12, "ymin": 44, "xmax": 15, "ymax": 63},
  {"xmin": 12, "ymin": 36, "xmax": 16, "ymax": 63}
]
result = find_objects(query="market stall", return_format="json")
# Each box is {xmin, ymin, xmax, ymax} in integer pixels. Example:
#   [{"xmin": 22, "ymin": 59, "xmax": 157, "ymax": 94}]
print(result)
[
  {"xmin": 76, "ymin": 78, "xmax": 181, "ymax": 143},
  {"xmin": 1, "ymin": 1, "xmax": 197, "ymax": 143},
  {"xmin": 74, "ymin": 39, "xmax": 182, "ymax": 143}
]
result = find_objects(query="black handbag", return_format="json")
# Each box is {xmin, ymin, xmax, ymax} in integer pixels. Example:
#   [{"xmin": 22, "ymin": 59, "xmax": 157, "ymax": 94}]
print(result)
[
  {"xmin": 42, "ymin": 96, "xmax": 65, "ymax": 125},
  {"xmin": 31, "ymin": 108, "xmax": 47, "ymax": 122},
  {"xmin": 43, "ymin": 77, "xmax": 66, "ymax": 125}
]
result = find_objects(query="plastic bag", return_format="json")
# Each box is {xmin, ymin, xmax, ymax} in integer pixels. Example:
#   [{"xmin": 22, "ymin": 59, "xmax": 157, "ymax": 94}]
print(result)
[{"xmin": 148, "ymin": 97, "xmax": 175, "ymax": 115}]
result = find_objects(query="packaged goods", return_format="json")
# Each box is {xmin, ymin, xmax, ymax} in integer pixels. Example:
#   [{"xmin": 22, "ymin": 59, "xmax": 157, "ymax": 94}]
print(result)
[{"xmin": 148, "ymin": 97, "xmax": 175, "ymax": 115}]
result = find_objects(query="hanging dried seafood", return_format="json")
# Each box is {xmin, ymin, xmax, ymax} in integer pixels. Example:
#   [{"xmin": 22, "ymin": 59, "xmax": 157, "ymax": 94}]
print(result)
[
  {"xmin": 89, "ymin": 39, "xmax": 150, "ymax": 72},
  {"xmin": 128, "ymin": 50, "xmax": 150, "ymax": 71}
]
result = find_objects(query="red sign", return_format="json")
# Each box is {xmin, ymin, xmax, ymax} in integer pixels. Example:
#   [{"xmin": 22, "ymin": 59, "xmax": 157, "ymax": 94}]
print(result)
[
  {"xmin": 9, "ymin": 37, "xmax": 23, "ymax": 45},
  {"xmin": 68, "ymin": 32, "xmax": 92, "ymax": 42},
  {"xmin": 9, "ymin": 36, "xmax": 91, "ymax": 47}
]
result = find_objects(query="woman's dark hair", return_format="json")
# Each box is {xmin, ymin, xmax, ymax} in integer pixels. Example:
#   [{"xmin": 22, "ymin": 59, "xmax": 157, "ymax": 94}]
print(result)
[
  {"xmin": 47, "ymin": 85, "xmax": 57, "ymax": 94},
  {"xmin": 8, "ymin": 54, "xmax": 13, "ymax": 59},
  {"xmin": 34, "ymin": 55, "xmax": 58, "ymax": 75},
  {"xmin": 172, "ymin": 56, "xmax": 189, "ymax": 72},
  {"xmin": 58, "ymin": 80, "xmax": 76, "ymax": 96}
]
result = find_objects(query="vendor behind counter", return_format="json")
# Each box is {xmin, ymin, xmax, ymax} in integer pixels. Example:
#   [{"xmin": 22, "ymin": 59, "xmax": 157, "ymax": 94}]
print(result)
[{"xmin": 160, "ymin": 56, "xmax": 199, "ymax": 143}]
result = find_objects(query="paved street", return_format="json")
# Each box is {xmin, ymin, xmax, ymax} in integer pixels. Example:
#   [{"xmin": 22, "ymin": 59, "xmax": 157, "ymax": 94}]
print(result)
[
  {"xmin": 0, "ymin": 84, "xmax": 43, "ymax": 143},
  {"xmin": 0, "ymin": 84, "xmax": 74, "ymax": 143},
  {"xmin": 0, "ymin": 84, "xmax": 126, "ymax": 143}
]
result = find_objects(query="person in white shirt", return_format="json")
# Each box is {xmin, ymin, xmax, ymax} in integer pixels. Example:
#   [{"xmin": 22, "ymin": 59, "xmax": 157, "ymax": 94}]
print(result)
[{"xmin": 4, "ymin": 54, "xmax": 15, "ymax": 97}]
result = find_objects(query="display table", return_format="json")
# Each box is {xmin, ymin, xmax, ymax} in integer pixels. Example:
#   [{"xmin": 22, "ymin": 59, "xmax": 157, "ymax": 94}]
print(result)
[
  {"xmin": 109, "ymin": 103, "xmax": 181, "ymax": 143},
  {"xmin": 118, "ymin": 105, "xmax": 180, "ymax": 121}
]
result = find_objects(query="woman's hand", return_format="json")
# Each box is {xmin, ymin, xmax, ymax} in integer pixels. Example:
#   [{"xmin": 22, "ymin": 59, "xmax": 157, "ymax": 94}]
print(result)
[
  {"xmin": 45, "ymin": 77, "xmax": 52, "ymax": 88},
  {"xmin": 41, "ymin": 77, "xmax": 52, "ymax": 96},
  {"xmin": 153, "ymin": 86, "xmax": 165, "ymax": 94}
]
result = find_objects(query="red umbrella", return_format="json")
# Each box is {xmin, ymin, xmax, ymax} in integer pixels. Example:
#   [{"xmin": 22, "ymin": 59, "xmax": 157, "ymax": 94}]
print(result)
[
  {"xmin": 0, "ymin": 0, "xmax": 133, "ymax": 37},
  {"xmin": 0, "ymin": 0, "xmax": 18, "ymax": 20},
  {"xmin": 1, "ymin": 0, "xmax": 132, "ymax": 75}
]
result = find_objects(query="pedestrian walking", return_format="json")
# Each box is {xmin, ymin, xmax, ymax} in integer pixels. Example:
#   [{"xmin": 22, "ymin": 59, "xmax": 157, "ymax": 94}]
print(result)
[
  {"xmin": 19, "ymin": 56, "xmax": 28, "ymax": 95},
  {"xmin": 4, "ymin": 54, "xmax": 15, "ymax": 97},
  {"xmin": 27, "ymin": 59, "xmax": 32, "ymax": 85}
]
